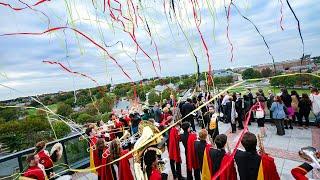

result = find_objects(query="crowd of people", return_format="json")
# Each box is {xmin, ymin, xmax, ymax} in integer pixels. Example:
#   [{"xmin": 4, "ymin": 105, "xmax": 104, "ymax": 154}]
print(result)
[
  {"xmin": 214, "ymin": 87, "xmax": 320, "ymax": 137},
  {"xmin": 21, "ymin": 87, "xmax": 320, "ymax": 180}
]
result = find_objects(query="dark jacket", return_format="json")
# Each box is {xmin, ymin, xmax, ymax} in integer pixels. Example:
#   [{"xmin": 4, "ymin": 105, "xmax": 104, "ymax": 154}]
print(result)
[
  {"xmin": 248, "ymin": 92, "xmax": 254, "ymax": 106},
  {"xmin": 235, "ymin": 98, "xmax": 243, "ymax": 116},
  {"xmin": 235, "ymin": 150, "xmax": 261, "ymax": 180},
  {"xmin": 281, "ymin": 94, "xmax": 292, "ymax": 107},
  {"xmin": 181, "ymin": 102, "xmax": 196, "ymax": 120},
  {"xmin": 225, "ymin": 101, "xmax": 233, "ymax": 122},
  {"xmin": 180, "ymin": 132, "xmax": 189, "ymax": 149},
  {"xmin": 298, "ymin": 99, "xmax": 312, "ymax": 114},
  {"xmin": 153, "ymin": 107, "xmax": 162, "ymax": 123}
]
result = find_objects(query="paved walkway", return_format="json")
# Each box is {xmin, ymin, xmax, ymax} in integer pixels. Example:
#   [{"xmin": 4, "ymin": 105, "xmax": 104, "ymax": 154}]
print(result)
[
  {"xmin": 69, "ymin": 122, "xmax": 320, "ymax": 179},
  {"xmin": 162, "ymin": 121, "xmax": 320, "ymax": 179}
]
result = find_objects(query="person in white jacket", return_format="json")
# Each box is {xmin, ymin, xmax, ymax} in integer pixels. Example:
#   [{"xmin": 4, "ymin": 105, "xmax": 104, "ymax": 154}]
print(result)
[{"xmin": 309, "ymin": 88, "xmax": 320, "ymax": 127}]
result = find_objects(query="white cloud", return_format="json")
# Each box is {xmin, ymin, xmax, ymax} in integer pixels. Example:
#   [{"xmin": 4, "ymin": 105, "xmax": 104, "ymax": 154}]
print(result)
[{"xmin": 0, "ymin": 0, "xmax": 319, "ymax": 100}]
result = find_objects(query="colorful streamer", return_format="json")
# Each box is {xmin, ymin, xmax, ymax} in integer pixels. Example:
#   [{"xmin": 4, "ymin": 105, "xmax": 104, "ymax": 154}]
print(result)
[
  {"xmin": 286, "ymin": 0, "xmax": 305, "ymax": 67},
  {"xmin": 232, "ymin": 3, "xmax": 277, "ymax": 73},
  {"xmin": 0, "ymin": 26, "xmax": 133, "ymax": 82},
  {"xmin": 226, "ymin": 0, "xmax": 234, "ymax": 62},
  {"xmin": 279, "ymin": 0, "xmax": 284, "ymax": 31},
  {"xmin": 0, "ymin": 0, "xmax": 50, "ymax": 11},
  {"xmin": 190, "ymin": 0, "xmax": 212, "ymax": 78},
  {"xmin": 42, "ymin": 60, "xmax": 99, "ymax": 86}
]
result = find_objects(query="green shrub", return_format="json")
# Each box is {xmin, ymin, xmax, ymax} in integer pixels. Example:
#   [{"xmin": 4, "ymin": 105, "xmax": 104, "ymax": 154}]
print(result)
[
  {"xmin": 52, "ymin": 121, "xmax": 71, "ymax": 139},
  {"xmin": 76, "ymin": 113, "xmax": 93, "ymax": 124}
]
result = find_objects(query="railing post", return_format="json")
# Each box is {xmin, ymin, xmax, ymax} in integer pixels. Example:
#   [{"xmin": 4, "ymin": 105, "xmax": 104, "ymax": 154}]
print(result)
[
  {"xmin": 61, "ymin": 142, "xmax": 69, "ymax": 165},
  {"xmin": 17, "ymin": 156, "xmax": 23, "ymax": 172}
]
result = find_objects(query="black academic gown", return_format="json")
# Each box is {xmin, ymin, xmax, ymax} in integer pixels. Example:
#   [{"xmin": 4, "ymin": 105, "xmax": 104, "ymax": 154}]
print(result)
[
  {"xmin": 194, "ymin": 140, "xmax": 207, "ymax": 170},
  {"xmin": 235, "ymin": 150, "xmax": 261, "ymax": 180},
  {"xmin": 209, "ymin": 148, "xmax": 226, "ymax": 175}
]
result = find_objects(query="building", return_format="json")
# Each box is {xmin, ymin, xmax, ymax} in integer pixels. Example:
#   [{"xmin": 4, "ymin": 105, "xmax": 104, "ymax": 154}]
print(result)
[
  {"xmin": 213, "ymin": 70, "xmax": 241, "ymax": 81},
  {"xmin": 154, "ymin": 83, "xmax": 177, "ymax": 93}
]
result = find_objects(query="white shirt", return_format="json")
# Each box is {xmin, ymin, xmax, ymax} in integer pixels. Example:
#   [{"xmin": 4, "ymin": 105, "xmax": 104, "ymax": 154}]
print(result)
[
  {"xmin": 310, "ymin": 93, "xmax": 320, "ymax": 114},
  {"xmin": 221, "ymin": 95, "xmax": 230, "ymax": 106}
]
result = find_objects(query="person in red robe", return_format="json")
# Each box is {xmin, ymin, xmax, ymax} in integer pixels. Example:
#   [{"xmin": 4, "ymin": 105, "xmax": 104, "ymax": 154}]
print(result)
[
  {"xmin": 23, "ymin": 154, "xmax": 46, "ymax": 180},
  {"xmin": 161, "ymin": 107, "xmax": 172, "ymax": 124},
  {"xmin": 94, "ymin": 138, "xmax": 115, "ymax": 180},
  {"xmin": 186, "ymin": 130, "xmax": 200, "ymax": 180},
  {"xmin": 121, "ymin": 110, "xmax": 132, "ymax": 127},
  {"xmin": 181, "ymin": 122, "xmax": 193, "ymax": 180},
  {"xmin": 208, "ymin": 134, "xmax": 237, "ymax": 180},
  {"xmin": 143, "ymin": 148, "xmax": 168, "ymax": 180},
  {"xmin": 35, "ymin": 141, "xmax": 54, "ymax": 178},
  {"xmin": 109, "ymin": 139, "xmax": 134, "ymax": 180},
  {"xmin": 194, "ymin": 129, "xmax": 210, "ymax": 180},
  {"xmin": 168, "ymin": 123, "xmax": 184, "ymax": 179},
  {"xmin": 235, "ymin": 132, "xmax": 280, "ymax": 180}
]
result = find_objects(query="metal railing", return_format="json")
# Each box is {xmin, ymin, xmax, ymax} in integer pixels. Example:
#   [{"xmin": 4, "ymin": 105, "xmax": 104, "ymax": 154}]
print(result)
[{"xmin": 0, "ymin": 133, "xmax": 90, "ymax": 178}]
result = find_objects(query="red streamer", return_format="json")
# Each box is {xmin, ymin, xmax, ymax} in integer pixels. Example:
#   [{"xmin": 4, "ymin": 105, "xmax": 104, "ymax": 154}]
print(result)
[
  {"xmin": 106, "ymin": 0, "xmax": 161, "ymax": 77},
  {"xmin": 42, "ymin": 60, "xmax": 99, "ymax": 86},
  {"xmin": 0, "ymin": 0, "xmax": 50, "ymax": 11},
  {"xmin": 0, "ymin": 26, "xmax": 133, "ymax": 83},
  {"xmin": 189, "ymin": 0, "xmax": 212, "ymax": 80},
  {"xmin": 211, "ymin": 103, "xmax": 258, "ymax": 180}
]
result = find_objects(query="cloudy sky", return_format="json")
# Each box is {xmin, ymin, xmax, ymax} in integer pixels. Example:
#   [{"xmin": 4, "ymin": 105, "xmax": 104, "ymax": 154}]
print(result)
[{"xmin": 0, "ymin": 0, "xmax": 319, "ymax": 100}]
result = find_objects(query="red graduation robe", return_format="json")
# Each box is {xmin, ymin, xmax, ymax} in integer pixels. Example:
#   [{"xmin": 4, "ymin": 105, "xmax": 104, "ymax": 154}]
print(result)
[
  {"xmin": 291, "ymin": 162, "xmax": 314, "ymax": 180},
  {"xmin": 23, "ymin": 165, "xmax": 46, "ymax": 180},
  {"xmin": 118, "ymin": 149, "xmax": 134, "ymax": 180},
  {"xmin": 93, "ymin": 148, "xmax": 115, "ymax": 180},
  {"xmin": 168, "ymin": 127, "xmax": 182, "ymax": 163},
  {"xmin": 218, "ymin": 154, "xmax": 237, "ymax": 180},
  {"xmin": 37, "ymin": 150, "xmax": 53, "ymax": 169},
  {"xmin": 291, "ymin": 167, "xmax": 309, "ymax": 180},
  {"xmin": 187, "ymin": 133, "xmax": 199, "ymax": 171},
  {"xmin": 257, "ymin": 154, "xmax": 280, "ymax": 180},
  {"xmin": 150, "ymin": 167, "xmax": 162, "ymax": 180}
]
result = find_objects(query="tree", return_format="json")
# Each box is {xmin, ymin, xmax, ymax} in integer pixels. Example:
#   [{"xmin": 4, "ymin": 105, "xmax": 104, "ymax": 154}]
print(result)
[
  {"xmin": 85, "ymin": 103, "xmax": 99, "ymax": 116},
  {"xmin": 148, "ymin": 91, "xmax": 161, "ymax": 105},
  {"xmin": 261, "ymin": 67, "xmax": 273, "ymax": 77},
  {"xmin": 161, "ymin": 88, "xmax": 177, "ymax": 101},
  {"xmin": 52, "ymin": 121, "xmax": 71, "ymax": 139},
  {"xmin": 65, "ymin": 97, "xmax": 75, "ymax": 107},
  {"xmin": 242, "ymin": 68, "xmax": 262, "ymax": 79},
  {"xmin": 36, "ymin": 109, "xmax": 47, "ymax": 119},
  {"xmin": 178, "ymin": 77, "xmax": 195, "ymax": 89},
  {"xmin": 0, "ymin": 106, "xmax": 21, "ymax": 122},
  {"xmin": 311, "ymin": 76, "xmax": 320, "ymax": 88},
  {"xmin": 99, "ymin": 95, "xmax": 116, "ymax": 113},
  {"xmin": 113, "ymin": 83, "xmax": 132, "ymax": 97},
  {"xmin": 76, "ymin": 113, "xmax": 93, "ymax": 124},
  {"xmin": 0, "ymin": 117, "xmax": 52, "ymax": 151},
  {"xmin": 56, "ymin": 103, "xmax": 73, "ymax": 117}
]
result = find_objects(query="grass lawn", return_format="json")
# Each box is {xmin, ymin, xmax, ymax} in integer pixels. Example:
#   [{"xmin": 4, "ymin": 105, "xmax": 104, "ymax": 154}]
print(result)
[
  {"xmin": 27, "ymin": 104, "xmax": 58, "ymax": 116},
  {"xmin": 227, "ymin": 86, "xmax": 311, "ymax": 95}
]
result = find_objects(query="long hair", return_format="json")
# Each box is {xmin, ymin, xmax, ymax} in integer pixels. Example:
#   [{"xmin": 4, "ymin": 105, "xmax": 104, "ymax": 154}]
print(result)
[
  {"xmin": 301, "ymin": 93, "xmax": 311, "ymax": 103},
  {"xmin": 35, "ymin": 141, "xmax": 46, "ymax": 153},
  {"xmin": 281, "ymin": 88, "xmax": 289, "ymax": 95},
  {"xmin": 96, "ymin": 138, "xmax": 106, "ymax": 159},
  {"xmin": 143, "ymin": 150, "xmax": 157, "ymax": 179},
  {"xmin": 109, "ymin": 139, "xmax": 121, "ymax": 161},
  {"xmin": 275, "ymin": 96, "xmax": 283, "ymax": 104},
  {"xmin": 291, "ymin": 90, "xmax": 299, "ymax": 98}
]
